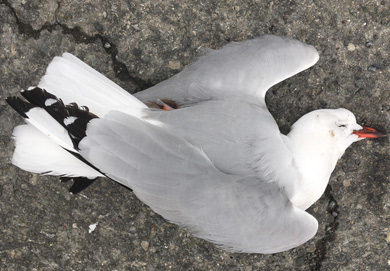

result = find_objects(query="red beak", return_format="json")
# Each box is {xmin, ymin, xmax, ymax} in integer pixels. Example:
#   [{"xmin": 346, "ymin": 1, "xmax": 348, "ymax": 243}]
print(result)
[{"xmin": 352, "ymin": 126, "xmax": 386, "ymax": 139}]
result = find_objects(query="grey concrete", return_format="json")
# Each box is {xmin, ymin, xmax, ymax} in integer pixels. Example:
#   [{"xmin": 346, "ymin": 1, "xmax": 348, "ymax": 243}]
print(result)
[{"xmin": 1, "ymin": 0, "xmax": 389, "ymax": 270}]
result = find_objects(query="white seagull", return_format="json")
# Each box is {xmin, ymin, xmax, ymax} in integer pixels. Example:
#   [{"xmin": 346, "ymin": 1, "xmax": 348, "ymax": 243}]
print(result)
[{"xmin": 7, "ymin": 35, "xmax": 385, "ymax": 254}]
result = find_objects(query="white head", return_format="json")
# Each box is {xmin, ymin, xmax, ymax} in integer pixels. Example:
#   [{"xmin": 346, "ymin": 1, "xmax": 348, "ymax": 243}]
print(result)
[
  {"xmin": 288, "ymin": 108, "xmax": 369, "ymax": 159},
  {"xmin": 286, "ymin": 108, "xmax": 385, "ymax": 210}
]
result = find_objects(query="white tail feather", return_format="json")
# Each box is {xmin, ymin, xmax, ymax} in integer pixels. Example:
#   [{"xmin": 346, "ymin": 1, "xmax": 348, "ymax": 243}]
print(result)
[
  {"xmin": 12, "ymin": 124, "xmax": 103, "ymax": 178},
  {"xmin": 38, "ymin": 53, "xmax": 147, "ymax": 117},
  {"xmin": 24, "ymin": 107, "xmax": 75, "ymax": 151},
  {"xmin": 10, "ymin": 52, "xmax": 149, "ymax": 180}
]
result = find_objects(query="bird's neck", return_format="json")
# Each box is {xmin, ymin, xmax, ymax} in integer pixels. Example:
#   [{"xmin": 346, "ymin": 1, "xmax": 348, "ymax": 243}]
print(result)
[{"xmin": 285, "ymin": 133, "xmax": 340, "ymax": 210}]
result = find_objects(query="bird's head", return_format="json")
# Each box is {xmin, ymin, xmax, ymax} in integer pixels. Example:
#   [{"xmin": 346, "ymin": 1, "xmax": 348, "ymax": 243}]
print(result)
[{"xmin": 288, "ymin": 108, "xmax": 385, "ymax": 160}]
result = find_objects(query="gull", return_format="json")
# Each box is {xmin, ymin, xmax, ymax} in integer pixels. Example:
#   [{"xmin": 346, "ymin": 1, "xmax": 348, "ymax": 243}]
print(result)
[{"xmin": 6, "ymin": 35, "xmax": 385, "ymax": 253}]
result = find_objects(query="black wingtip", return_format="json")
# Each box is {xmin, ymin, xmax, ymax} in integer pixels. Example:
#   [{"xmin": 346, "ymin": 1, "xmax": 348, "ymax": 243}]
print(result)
[
  {"xmin": 19, "ymin": 87, "xmax": 98, "ymax": 149},
  {"xmin": 60, "ymin": 177, "xmax": 97, "ymax": 194},
  {"xmin": 64, "ymin": 103, "xmax": 98, "ymax": 145},
  {"xmin": 21, "ymin": 87, "xmax": 58, "ymax": 107},
  {"xmin": 8, "ymin": 87, "xmax": 104, "ymax": 193},
  {"xmin": 6, "ymin": 96, "xmax": 35, "ymax": 118}
]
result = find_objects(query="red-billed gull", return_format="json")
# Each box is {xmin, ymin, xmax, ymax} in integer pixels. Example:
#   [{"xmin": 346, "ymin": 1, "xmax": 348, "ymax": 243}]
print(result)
[{"xmin": 6, "ymin": 35, "xmax": 385, "ymax": 253}]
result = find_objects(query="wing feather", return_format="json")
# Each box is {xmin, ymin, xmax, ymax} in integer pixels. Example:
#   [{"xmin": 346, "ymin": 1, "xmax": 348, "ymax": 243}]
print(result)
[
  {"xmin": 78, "ymin": 110, "xmax": 318, "ymax": 253},
  {"xmin": 135, "ymin": 35, "xmax": 319, "ymax": 104}
]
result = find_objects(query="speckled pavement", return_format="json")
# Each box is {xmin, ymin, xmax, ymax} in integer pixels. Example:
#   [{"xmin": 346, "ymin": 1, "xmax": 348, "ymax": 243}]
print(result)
[{"xmin": 1, "ymin": 1, "xmax": 389, "ymax": 270}]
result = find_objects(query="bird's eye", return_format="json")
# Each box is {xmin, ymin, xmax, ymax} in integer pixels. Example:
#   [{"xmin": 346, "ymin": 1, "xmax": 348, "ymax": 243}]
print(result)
[{"xmin": 338, "ymin": 124, "xmax": 347, "ymax": 128}]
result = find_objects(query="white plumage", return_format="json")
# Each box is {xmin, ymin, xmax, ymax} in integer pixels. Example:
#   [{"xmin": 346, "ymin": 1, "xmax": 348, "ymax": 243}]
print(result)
[
  {"xmin": 7, "ymin": 35, "xmax": 384, "ymax": 253},
  {"xmin": 12, "ymin": 123, "xmax": 103, "ymax": 178}
]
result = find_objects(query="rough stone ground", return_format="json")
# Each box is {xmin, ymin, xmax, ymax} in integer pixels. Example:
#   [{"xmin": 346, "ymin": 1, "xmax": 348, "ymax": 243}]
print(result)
[{"xmin": 0, "ymin": 0, "xmax": 389, "ymax": 270}]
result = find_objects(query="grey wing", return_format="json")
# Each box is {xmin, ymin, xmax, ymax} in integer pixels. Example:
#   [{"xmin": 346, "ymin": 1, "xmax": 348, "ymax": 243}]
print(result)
[
  {"xmin": 135, "ymin": 35, "xmax": 319, "ymax": 104},
  {"xmin": 79, "ymin": 111, "xmax": 318, "ymax": 253}
]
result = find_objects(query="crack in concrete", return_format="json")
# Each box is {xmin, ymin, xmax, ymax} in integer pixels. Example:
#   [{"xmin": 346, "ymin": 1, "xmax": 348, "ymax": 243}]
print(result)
[
  {"xmin": 2, "ymin": 0, "xmax": 152, "ymax": 91},
  {"xmin": 306, "ymin": 184, "xmax": 340, "ymax": 271},
  {"xmin": 2, "ymin": 0, "xmax": 56, "ymax": 38}
]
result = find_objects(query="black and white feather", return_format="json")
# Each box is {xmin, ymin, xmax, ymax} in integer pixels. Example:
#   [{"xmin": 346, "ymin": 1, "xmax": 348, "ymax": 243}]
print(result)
[{"xmin": 6, "ymin": 87, "xmax": 105, "ymax": 192}]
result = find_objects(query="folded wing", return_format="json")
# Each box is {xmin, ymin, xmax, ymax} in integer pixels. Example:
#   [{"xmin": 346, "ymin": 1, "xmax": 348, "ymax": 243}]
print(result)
[{"xmin": 79, "ymin": 110, "xmax": 318, "ymax": 253}]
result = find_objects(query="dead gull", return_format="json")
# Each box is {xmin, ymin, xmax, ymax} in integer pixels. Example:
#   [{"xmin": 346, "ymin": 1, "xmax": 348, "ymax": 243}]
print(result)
[{"xmin": 6, "ymin": 35, "xmax": 385, "ymax": 253}]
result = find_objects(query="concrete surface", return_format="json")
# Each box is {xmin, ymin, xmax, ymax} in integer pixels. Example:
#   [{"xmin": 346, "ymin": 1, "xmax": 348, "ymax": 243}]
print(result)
[{"xmin": 1, "ymin": 0, "xmax": 389, "ymax": 270}]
